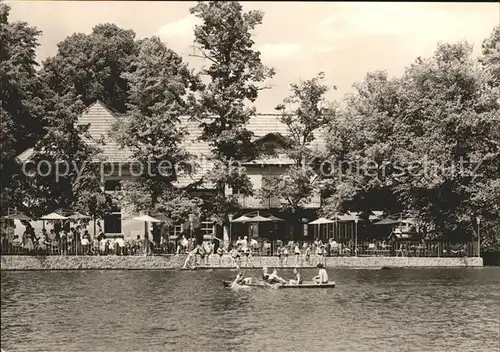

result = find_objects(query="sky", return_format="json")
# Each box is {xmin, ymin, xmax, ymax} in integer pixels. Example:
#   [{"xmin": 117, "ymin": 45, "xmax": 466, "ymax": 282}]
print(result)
[{"xmin": 6, "ymin": 1, "xmax": 500, "ymax": 113}]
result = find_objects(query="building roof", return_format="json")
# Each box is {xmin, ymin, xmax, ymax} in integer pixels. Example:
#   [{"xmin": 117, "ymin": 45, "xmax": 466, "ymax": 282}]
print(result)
[{"xmin": 16, "ymin": 101, "xmax": 328, "ymax": 188}]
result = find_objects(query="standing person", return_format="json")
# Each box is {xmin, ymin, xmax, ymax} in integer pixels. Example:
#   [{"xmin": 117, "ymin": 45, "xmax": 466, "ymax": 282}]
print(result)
[
  {"xmin": 22, "ymin": 230, "xmax": 34, "ymax": 254},
  {"xmin": 313, "ymin": 263, "xmax": 329, "ymax": 284},
  {"xmin": 197, "ymin": 244, "xmax": 206, "ymax": 266},
  {"xmin": 92, "ymin": 236, "xmax": 100, "ymax": 256},
  {"xmin": 60, "ymin": 230, "xmax": 68, "ymax": 255},
  {"xmin": 243, "ymin": 245, "xmax": 251, "ymax": 266},
  {"xmin": 183, "ymin": 245, "xmax": 200, "ymax": 269},
  {"xmin": 143, "ymin": 235, "xmax": 151, "ymax": 256},
  {"xmin": 217, "ymin": 246, "xmax": 227, "ymax": 265},
  {"xmin": 315, "ymin": 244, "xmax": 323, "ymax": 266},
  {"xmin": 277, "ymin": 247, "xmax": 283, "ymax": 266},
  {"xmin": 294, "ymin": 244, "xmax": 301, "ymax": 266},
  {"xmin": 282, "ymin": 246, "xmax": 289, "ymax": 265},
  {"xmin": 230, "ymin": 246, "xmax": 241, "ymax": 268},
  {"xmin": 133, "ymin": 235, "xmax": 142, "ymax": 255},
  {"xmin": 304, "ymin": 245, "xmax": 311, "ymax": 266},
  {"xmin": 67, "ymin": 229, "xmax": 74, "ymax": 255},
  {"xmin": 203, "ymin": 241, "xmax": 213, "ymax": 266},
  {"xmin": 250, "ymin": 237, "xmax": 259, "ymax": 256}
]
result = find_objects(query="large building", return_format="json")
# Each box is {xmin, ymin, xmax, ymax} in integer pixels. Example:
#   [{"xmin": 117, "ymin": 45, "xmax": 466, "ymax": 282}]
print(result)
[{"xmin": 17, "ymin": 101, "xmax": 327, "ymax": 242}]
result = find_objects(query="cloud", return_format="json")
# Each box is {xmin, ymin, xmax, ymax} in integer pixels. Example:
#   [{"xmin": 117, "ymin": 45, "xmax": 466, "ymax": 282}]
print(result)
[
  {"xmin": 258, "ymin": 43, "xmax": 302, "ymax": 58},
  {"xmin": 155, "ymin": 14, "xmax": 200, "ymax": 38}
]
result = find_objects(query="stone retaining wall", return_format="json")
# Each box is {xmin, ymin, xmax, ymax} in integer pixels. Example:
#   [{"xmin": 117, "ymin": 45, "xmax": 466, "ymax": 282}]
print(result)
[{"xmin": 0, "ymin": 255, "xmax": 483, "ymax": 270}]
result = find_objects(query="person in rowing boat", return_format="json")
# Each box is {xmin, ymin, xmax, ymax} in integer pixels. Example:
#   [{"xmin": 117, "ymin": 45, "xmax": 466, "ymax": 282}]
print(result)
[
  {"xmin": 289, "ymin": 268, "xmax": 302, "ymax": 285},
  {"xmin": 233, "ymin": 272, "xmax": 253, "ymax": 286},
  {"xmin": 267, "ymin": 268, "xmax": 287, "ymax": 284},
  {"xmin": 313, "ymin": 263, "xmax": 329, "ymax": 284},
  {"xmin": 262, "ymin": 266, "xmax": 270, "ymax": 280}
]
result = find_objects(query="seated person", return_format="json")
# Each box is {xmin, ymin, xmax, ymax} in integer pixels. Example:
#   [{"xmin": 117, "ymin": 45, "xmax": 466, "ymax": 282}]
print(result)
[
  {"xmin": 313, "ymin": 263, "xmax": 329, "ymax": 284},
  {"xmin": 233, "ymin": 272, "xmax": 252, "ymax": 285},
  {"xmin": 289, "ymin": 268, "xmax": 302, "ymax": 285},
  {"xmin": 267, "ymin": 269, "xmax": 287, "ymax": 284},
  {"xmin": 262, "ymin": 266, "xmax": 270, "ymax": 280}
]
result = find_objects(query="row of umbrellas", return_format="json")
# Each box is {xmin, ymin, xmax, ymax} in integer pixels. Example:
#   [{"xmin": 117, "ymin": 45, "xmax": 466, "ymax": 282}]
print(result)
[
  {"xmin": 230, "ymin": 212, "xmax": 284, "ymax": 223},
  {"xmin": 309, "ymin": 216, "xmax": 414, "ymax": 225},
  {"xmin": 1, "ymin": 211, "xmax": 91, "ymax": 221}
]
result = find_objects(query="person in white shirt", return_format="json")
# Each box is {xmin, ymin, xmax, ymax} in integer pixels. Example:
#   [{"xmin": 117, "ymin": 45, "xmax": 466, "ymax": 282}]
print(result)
[{"xmin": 116, "ymin": 236, "xmax": 126, "ymax": 255}]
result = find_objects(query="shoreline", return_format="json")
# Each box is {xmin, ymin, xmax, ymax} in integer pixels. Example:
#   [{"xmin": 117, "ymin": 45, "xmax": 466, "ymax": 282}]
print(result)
[{"xmin": 1, "ymin": 255, "xmax": 483, "ymax": 270}]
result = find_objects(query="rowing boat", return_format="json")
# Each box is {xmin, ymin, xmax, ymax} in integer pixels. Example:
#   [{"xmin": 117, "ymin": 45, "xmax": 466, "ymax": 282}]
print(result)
[
  {"xmin": 280, "ymin": 281, "xmax": 335, "ymax": 289},
  {"xmin": 223, "ymin": 280, "xmax": 268, "ymax": 288},
  {"xmin": 223, "ymin": 280, "xmax": 335, "ymax": 289}
]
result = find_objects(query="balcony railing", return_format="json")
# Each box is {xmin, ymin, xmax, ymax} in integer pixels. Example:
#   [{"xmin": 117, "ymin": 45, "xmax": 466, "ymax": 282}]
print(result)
[{"xmin": 235, "ymin": 194, "xmax": 321, "ymax": 209}]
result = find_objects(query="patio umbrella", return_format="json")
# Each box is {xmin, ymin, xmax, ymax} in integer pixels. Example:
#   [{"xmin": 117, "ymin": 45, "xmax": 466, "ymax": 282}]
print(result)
[
  {"xmin": 309, "ymin": 217, "xmax": 335, "ymax": 225},
  {"xmin": 2, "ymin": 213, "xmax": 32, "ymax": 221},
  {"xmin": 267, "ymin": 215, "xmax": 284, "ymax": 222},
  {"xmin": 41, "ymin": 212, "xmax": 68, "ymax": 220},
  {"xmin": 373, "ymin": 218, "xmax": 401, "ymax": 225},
  {"xmin": 132, "ymin": 215, "xmax": 161, "ymax": 222},
  {"xmin": 153, "ymin": 215, "xmax": 173, "ymax": 224},
  {"xmin": 133, "ymin": 215, "xmax": 161, "ymax": 240},
  {"xmin": 231, "ymin": 215, "xmax": 252, "ymax": 223},
  {"xmin": 66, "ymin": 212, "xmax": 91, "ymax": 220},
  {"xmin": 248, "ymin": 214, "xmax": 273, "ymax": 222},
  {"xmin": 309, "ymin": 217, "xmax": 335, "ymax": 240}
]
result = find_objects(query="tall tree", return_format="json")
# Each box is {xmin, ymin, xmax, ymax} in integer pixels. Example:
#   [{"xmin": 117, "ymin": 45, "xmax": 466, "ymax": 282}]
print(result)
[
  {"xmin": 41, "ymin": 23, "xmax": 138, "ymax": 113},
  {"xmin": 260, "ymin": 72, "xmax": 336, "ymax": 239},
  {"xmin": 189, "ymin": 1, "xmax": 275, "ymax": 224},
  {"xmin": 480, "ymin": 25, "xmax": 500, "ymax": 88},
  {"xmin": 114, "ymin": 36, "xmax": 203, "ymax": 215},
  {"xmin": 0, "ymin": 2, "xmax": 45, "ymax": 215}
]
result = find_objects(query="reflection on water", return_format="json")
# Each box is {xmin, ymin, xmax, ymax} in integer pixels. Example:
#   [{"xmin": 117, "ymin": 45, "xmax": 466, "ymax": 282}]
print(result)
[{"xmin": 1, "ymin": 268, "xmax": 499, "ymax": 352}]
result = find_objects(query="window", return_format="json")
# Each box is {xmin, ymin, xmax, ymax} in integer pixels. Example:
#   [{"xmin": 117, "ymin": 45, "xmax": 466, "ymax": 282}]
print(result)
[
  {"xmin": 201, "ymin": 221, "xmax": 213, "ymax": 239},
  {"xmin": 104, "ymin": 212, "xmax": 121, "ymax": 234},
  {"xmin": 168, "ymin": 225, "xmax": 183, "ymax": 241},
  {"xmin": 303, "ymin": 223, "xmax": 308, "ymax": 237}
]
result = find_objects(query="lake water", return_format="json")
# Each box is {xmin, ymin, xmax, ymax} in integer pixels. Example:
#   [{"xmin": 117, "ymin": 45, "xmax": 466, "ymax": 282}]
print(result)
[{"xmin": 1, "ymin": 268, "xmax": 499, "ymax": 352}]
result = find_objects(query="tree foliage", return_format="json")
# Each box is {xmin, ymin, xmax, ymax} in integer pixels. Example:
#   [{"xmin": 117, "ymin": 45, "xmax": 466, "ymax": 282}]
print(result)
[
  {"xmin": 189, "ymin": 1, "xmax": 275, "ymax": 222},
  {"xmin": 40, "ymin": 23, "xmax": 138, "ymax": 113},
  {"xmin": 0, "ymin": 3, "xmax": 45, "ymax": 215}
]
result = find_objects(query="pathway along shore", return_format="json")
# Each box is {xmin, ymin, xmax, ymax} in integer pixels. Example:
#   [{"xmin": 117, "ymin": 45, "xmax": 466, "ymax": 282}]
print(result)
[{"xmin": 0, "ymin": 255, "xmax": 482, "ymax": 270}]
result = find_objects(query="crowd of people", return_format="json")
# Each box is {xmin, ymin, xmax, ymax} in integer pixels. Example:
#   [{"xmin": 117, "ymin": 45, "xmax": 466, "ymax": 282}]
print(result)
[{"xmin": 0, "ymin": 224, "xmax": 158, "ymax": 256}]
